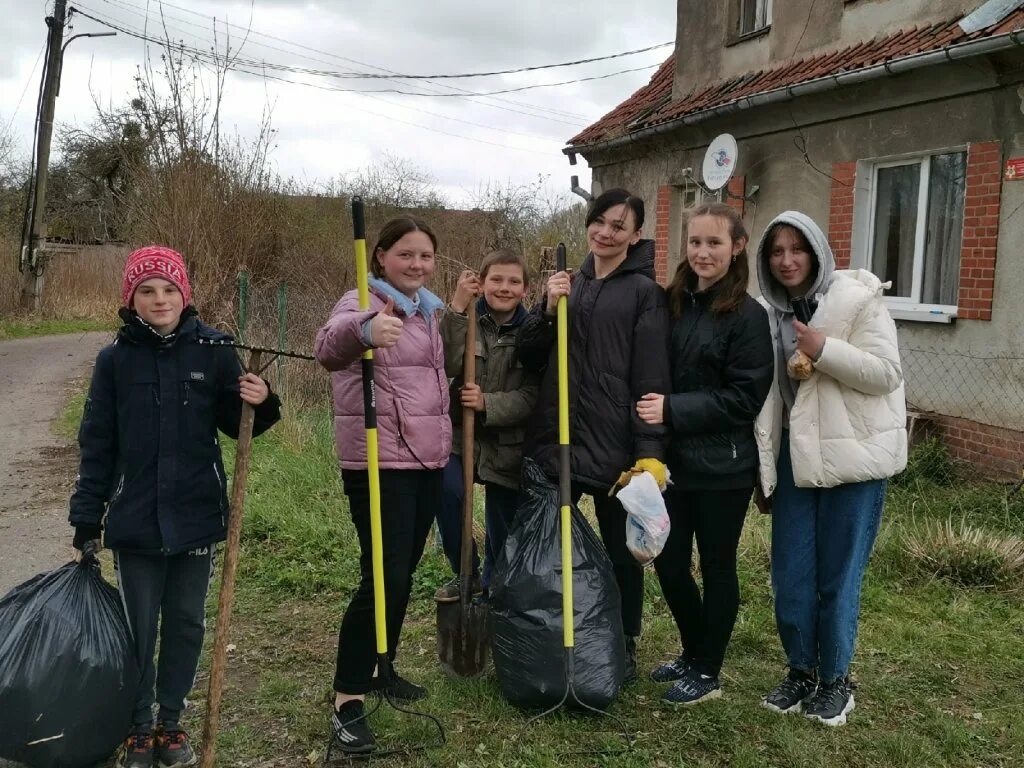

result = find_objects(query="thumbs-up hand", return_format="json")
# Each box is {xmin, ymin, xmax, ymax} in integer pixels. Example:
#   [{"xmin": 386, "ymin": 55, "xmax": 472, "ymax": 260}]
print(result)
[{"xmin": 369, "ymin": 297, "xmax": 404, "ymax": 348}]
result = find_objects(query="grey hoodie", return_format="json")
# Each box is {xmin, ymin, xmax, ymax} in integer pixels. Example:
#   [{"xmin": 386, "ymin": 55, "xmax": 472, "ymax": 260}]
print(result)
[{"xmin": 754, "ymin": 211, "xmax": 836, "ymax": 414}]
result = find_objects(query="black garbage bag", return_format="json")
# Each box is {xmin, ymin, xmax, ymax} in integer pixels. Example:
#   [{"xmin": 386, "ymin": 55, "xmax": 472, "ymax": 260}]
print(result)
[
  {"xmin": 490, "ymin": 458, "xmax": 625, "ymax": 711},
  {"xmin": 0, "ymin": 546, "xmax": 139, "ymax": 768}
]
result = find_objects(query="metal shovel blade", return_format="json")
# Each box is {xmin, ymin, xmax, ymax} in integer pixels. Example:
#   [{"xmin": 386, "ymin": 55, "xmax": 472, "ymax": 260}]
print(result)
[{"xmin": 437, "ymin": 596, "xmax": 492, "ymax": 679}]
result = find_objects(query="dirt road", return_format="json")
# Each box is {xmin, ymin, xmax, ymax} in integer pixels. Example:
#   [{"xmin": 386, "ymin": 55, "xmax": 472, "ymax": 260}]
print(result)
[{"xmin": 0, "ymin": 331, "xmax": 111, "ymax": 595}]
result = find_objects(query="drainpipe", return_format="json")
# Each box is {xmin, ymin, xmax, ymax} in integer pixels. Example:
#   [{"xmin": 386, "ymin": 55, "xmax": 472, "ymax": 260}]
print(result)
[
  {"xmin": 570, "ymin": 175, "xmax": 593, "ymax": 202},
  {"xmin": 566, "ymin": 151, "xmax": 593, "ymax": 202},
  {"xmin": 565, "ymin": 28, "xmax": 1024, "ymax": 157}
]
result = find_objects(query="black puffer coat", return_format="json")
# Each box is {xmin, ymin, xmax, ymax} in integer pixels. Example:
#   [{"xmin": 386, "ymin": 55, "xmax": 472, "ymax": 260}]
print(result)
[
  {"xmin": 69, "ymin": 308, "xmax": 281, "ymax": 555},
  {"xmin": 518, "ymin": 240, "xmax": 671, "ymax": 489},
  {"xmin": 663, "ymin": 282, "xmax": 773, "ymax": 489}
]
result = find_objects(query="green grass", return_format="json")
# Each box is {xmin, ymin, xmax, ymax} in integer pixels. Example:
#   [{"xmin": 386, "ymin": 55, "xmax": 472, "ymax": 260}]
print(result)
[
  {"xmin": 55, "ymin": 391, "xmax": 87, "ymax": 440},
  {"xmin": 56, "ymin": 396, "xmax": 1024, "ymax": 767},
  {"xmin": 0, "ymin": 315, "xmax": 115, "ymax": 340}
]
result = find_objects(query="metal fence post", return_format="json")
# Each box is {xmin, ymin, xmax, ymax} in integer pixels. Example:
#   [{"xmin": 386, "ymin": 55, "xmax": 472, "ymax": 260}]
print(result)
[
  {"xmin": 237, "ymin": 269, "xmax": 249, "ymax": 346},
  {"xmin": 277, "ymin": 281, "xmax": 287, "ymax": 392}
]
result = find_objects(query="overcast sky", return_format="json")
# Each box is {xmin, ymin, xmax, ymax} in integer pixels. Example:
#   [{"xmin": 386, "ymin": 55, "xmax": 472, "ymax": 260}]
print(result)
[{"xmin": 1, "ymin": 0, "xmax": 676, "ymax": 206}]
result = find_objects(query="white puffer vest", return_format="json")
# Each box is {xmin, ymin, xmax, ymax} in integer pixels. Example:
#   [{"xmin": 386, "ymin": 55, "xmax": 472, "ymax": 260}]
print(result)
[{"xmin": 756, "ymin": 269, "xmax": 908, "ymax": 494}]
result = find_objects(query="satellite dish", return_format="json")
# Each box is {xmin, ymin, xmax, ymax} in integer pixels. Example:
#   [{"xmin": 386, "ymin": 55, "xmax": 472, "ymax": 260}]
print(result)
[{"xmin": 702, "ymin": 134, "xmax": 739, "ymax": 191}]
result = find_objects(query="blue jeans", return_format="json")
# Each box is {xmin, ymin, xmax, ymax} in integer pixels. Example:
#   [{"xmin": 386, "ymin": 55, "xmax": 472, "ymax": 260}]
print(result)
[
  {"xmin": 438, "ymin": 454, "xmax": 520, "ymax": 589},
  {"xmin": 771, "ymin": 436, "xmax": 886, "ymax": 683}
]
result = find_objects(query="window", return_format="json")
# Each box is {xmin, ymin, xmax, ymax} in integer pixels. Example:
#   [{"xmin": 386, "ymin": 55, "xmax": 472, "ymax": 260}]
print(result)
[
  {"xmin": 738, "ymin": 0, "xmax": 772, "ymax": 36},
  {"xmin": 682, "ymin": 180, "xmax": 720, "ymax": 209},
  {"xmin": 867, "ymin": 151, "xmax": 966, "ymax": 313}
]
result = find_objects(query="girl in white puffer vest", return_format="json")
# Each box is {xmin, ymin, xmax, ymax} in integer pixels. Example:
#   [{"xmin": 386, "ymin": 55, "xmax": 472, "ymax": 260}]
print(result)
[{"xmin": 753, "ymin": 211, "xmax": 906, "ymax": 727}]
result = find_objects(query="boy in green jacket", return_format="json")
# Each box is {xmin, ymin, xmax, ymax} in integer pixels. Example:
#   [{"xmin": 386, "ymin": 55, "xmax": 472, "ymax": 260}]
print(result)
[{"xmin": 435, "ymin": 250, "xmax": 539, "ymax": 600}]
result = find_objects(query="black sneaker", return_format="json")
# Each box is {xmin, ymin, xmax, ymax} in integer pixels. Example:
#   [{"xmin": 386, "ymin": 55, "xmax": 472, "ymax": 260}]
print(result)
[
  {"xmin": 331, "ymin": 700, "xmax": 376, "ymax": 755},
  {"xmin": 115, "ymin": 725, "xmax": 154, "ymax": 768},
  {"xmin": 662, "ymin": 668, "xmax": 722, "ymax": 706},
  {"xmin": 623, "ymin": 635, "xmax": 638, "ymax": 684},
  {"xmin": 371, "ymin": 667, "xmax": 427, "ymax": 702},
  {"xmin": 762, "ymin": 668, "xmax": 818, "ymax": 715},
  {"xmin": 154, "ymin": 722, "xmax": 198, "ymax": 767},
  {"xmin": 804, "ymin": 676, "xmax": 855, "ymax": 726},
  {"xmin": 650, "ymin": 653, "xmax": 691, "ymax": 683}
]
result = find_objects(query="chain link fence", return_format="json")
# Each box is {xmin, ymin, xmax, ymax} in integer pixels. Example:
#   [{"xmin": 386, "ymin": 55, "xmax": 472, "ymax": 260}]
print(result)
[{"xmin": 900, "ymin": 344, "xmax": 1024, "ymax": 484}]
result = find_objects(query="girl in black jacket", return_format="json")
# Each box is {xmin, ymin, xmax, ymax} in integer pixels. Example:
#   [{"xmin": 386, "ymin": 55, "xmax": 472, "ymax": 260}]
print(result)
[
  {"xmin": 637, "ymin": 203, "xmax": 773, "ymax": 705},
  {"xmin": 518, "ymin": 188, "xmax": 672, "ymax": 682}
]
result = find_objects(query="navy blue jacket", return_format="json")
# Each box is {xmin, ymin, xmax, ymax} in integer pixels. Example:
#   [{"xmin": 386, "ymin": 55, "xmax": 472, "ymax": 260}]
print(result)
[{"xmin": 69, "ymin": 308, "xmax": 281, "ymax": 555}]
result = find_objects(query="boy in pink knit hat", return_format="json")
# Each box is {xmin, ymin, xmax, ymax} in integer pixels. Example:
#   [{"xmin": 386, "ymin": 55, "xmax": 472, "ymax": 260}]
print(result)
[{"xmin": 69, "ymin": 245, "xmax": 281, "ymax": 768}]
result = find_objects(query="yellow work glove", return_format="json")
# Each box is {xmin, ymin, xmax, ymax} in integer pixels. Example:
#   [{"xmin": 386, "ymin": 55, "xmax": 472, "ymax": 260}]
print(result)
[{"xmin": 611, "ymin": 458, "xmax": 669, "ymax": 495}]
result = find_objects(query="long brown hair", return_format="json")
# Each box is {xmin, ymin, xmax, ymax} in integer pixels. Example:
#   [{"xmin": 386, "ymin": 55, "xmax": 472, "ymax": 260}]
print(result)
[
  {"xmin": 371, "ymin": 216, "xmax": 438, "ymax": 278},
  {"xmin": 667, "ymin": 203, "xmax": 750, "ymax": 316}
]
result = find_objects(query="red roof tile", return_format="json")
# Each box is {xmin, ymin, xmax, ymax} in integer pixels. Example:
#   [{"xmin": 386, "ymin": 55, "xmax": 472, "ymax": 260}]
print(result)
[{"xmin": 569, "ymin": 9, "xmax": 1024, "ymax": 148}]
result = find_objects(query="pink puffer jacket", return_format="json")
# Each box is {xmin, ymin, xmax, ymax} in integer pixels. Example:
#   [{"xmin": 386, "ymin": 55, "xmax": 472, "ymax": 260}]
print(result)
[{"xmin": 314, "ymin": 285, "xmax": 451, "ymax": 470}]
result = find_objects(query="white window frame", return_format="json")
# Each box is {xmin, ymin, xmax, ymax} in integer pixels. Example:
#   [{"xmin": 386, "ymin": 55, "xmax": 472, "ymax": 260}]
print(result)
[
  {"xmin": 682, "ymin": 180, "xmax": 721, "ymax": 210},
  {"xmin": 738, "ymin": 0, "xmax": 773, "ymax": 36},
  {"xmin": 852, "ymin": 148, "xmax": 967, "ymax": 324}
]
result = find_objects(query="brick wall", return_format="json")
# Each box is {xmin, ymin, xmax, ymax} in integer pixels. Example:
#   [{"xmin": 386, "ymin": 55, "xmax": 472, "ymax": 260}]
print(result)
[
  {"xmin": 655, "ymin": 184, "xmax": 672, "ymax": 286},
  {"xmin": 957, "ymin": 140, "xmax": 1003, "ymax": 321},
  {"xmin": 727, "ymin": 175, "xmax": 746, "ymax": 218},
  {"xmin": 913, "ymin": 411, "xmax": 1024, "ymax": 480},
  {"xmin": 828, "ymin": 162, "xmax": 857, "ymax": 269}
]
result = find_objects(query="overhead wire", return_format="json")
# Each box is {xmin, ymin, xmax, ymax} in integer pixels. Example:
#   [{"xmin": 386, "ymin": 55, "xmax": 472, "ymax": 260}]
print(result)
[
  {"xmin": 67, "ymin": 5, "xmax": 567, "ymax": 153},
  {"xmin": 69, "ymin": 2, "xmax": 569, "ymax": 154},
  {"xmin": 72, "ymin": 7, "xmax": 657, "ymax": 99},
  {"xmin": 71, "ymin": 0, "xmax": 572, "ymax": 141},
  {"xmin": 85, "ymin": 0, "xmax": 594, "ymax": 123},
  {"xmin": 76, "ymin": 0, "xmax": 588, "ymax": 125},
  {"xmin": 4, "ymin": 43, "xmax": 47, "ymax": 133}
]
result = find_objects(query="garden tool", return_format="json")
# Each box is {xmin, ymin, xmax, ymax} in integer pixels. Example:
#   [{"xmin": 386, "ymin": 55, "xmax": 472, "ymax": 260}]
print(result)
[
  {"xmin": 199, "ymin": 346, "xmax": 261, "ymax": 768},
  {"xmin": 323, "ymin": 197, "xmax": 446, "ymax": 763},
  {"xmin": 523, "ymin": 243, "xmax": 630, "ymax": 742},
  {"xmin": 198, "ymin": 341, "xmax": 317, "ymax": 768},
  {"xmin": 436, "ymin": 299, "xmax": 492, "ymax": 678}
]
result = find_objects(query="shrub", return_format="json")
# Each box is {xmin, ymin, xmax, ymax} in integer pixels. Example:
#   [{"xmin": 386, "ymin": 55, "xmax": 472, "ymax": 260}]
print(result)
[{"xmin": 903, "ymin": 518, "xmax": 1024, "ymax": 593}]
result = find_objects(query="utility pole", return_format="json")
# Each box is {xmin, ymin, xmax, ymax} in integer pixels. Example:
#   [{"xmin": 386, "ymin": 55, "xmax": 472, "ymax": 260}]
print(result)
[
  {"xmin": 20, "ymin": 0, "xmax": 67, "ymax": 311},
  {"xmin": 19, "ymin": 4, "xmax": 114, "ymax": 310}
]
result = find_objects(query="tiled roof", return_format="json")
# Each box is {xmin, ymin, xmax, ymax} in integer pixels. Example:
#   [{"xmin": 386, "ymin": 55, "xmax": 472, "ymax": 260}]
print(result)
[{"xmin": 568, "ymin": 9, "xmax": 1024, "ymax": 148}]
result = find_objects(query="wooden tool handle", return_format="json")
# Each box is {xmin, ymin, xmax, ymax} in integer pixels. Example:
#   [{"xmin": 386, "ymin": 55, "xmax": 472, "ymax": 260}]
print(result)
[
  {"xmin": 200, "ymin": 349, "xmax": 261, "ymax": 768},
  {"xmin": 459, "ymin": 301, "xmax": 477, "ymax": 603}
]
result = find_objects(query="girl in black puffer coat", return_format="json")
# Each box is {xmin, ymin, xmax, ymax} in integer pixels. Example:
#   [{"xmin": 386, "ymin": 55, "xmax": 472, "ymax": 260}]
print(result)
[
  {"xmin": 637, "ymin": 203, "xmax": 773, "ymax": 705},
  {"xmin": 518, "ymin": 188, "xmax": 672, "ymax": 682}
]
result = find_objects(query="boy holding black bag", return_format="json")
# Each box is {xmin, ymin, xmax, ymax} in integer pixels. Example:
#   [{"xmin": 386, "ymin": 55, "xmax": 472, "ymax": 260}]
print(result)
[{"xmin": 69, "ymin": 246, "xmax": 281, "ymax": 767}]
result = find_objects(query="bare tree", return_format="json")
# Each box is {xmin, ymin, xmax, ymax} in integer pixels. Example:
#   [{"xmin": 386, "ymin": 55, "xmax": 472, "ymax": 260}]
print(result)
[{"xmin": 342, "ymin": 154, "xmax": 447, "ymax": 211}]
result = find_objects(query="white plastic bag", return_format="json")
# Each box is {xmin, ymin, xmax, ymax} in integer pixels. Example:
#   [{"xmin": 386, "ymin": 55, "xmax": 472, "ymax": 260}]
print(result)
[{"xmin": 618, "ymin": 470, "xmax": 671, "ymax": 565}]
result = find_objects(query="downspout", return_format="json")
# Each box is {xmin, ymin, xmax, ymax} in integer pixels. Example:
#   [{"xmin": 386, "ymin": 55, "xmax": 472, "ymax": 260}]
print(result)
[
  {"xmin": 570, "ymin": 175, "xmax": 593, "ymax": 202},
  {"xmin": 565, "ymin": 28, "xmax": 1024, "ymax": 157},
  {"xmin": 566, "ymin": 150, "xmax": 594, "ymax": 202}
]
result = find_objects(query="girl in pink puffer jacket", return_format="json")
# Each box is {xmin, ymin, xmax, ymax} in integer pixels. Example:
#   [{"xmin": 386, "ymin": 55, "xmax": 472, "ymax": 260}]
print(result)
[{"xmin": 314, "ymin": 215, "xmax": 451, "ymax": 755}]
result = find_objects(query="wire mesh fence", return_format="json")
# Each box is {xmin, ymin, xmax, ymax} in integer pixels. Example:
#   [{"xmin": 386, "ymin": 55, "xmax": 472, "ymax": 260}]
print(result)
[
  {"xmin": 224, "ymin": 273, "xmax": 1024, "ymax": 491},
  {"xmin": 900, "ymin": 344, "xmax": 1024, "ymax": 484}
]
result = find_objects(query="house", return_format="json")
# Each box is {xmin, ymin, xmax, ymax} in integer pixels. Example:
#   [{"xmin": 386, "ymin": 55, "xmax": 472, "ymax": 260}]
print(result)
[{"xmin": 566, "ymin": 0, "xmax": 1024, "ymax": 479}]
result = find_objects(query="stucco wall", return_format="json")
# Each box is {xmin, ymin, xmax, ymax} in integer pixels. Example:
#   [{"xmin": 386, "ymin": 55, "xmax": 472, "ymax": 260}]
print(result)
[
  {"xmin": 674, "ymin": 0, "xmax": 975, "ymax": 98},
  {"xmin": 583, "ymin": 59, "xmax": 1024, "ymax": 429}
]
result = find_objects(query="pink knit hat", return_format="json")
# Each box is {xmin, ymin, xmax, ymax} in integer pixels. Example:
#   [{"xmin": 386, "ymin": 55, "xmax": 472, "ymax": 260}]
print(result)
[{"xmin": 121, "ymin": 246, "xmax": 192, "ymax": 308}]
